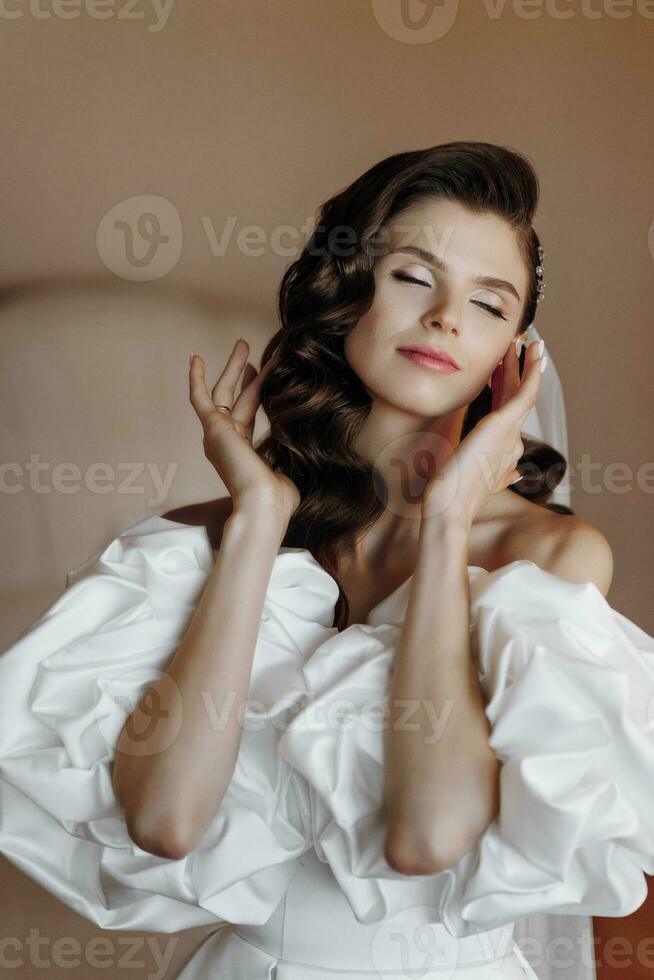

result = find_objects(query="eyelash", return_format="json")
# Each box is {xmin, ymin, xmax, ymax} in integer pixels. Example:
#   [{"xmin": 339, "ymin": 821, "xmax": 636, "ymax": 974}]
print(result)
[{"xmin": 391, "ymin": 271, "xmax": 508, "ymax": 321}]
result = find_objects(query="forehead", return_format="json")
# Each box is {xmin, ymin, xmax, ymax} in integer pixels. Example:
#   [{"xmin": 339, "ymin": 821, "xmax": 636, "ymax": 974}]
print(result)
[{"xmin": 382, "ymin": 198, "xmax": 527, "ymax": 283}]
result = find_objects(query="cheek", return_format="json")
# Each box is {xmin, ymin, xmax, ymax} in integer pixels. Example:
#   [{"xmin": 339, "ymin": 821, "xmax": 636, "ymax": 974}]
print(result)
[
  {"xmin": 457, "ymin": 346, "xmax": 502, "ymax": 402},
  {"xmin": 343, "ymin": 314, "xmax": 385, "ymax": 376},
  {"xmin": 479, "ymin": 330, "xmax": 514, "ymax": 377}
]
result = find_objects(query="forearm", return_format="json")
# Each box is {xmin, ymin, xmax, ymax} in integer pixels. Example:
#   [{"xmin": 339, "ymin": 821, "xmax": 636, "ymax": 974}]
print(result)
[
  {"xmin": 383, "ymin": 517, "xmax": 500, "ymax": 874},
  {"xmin": 111, "ymin": 505, "xmax": 287, "ymax": 857}
]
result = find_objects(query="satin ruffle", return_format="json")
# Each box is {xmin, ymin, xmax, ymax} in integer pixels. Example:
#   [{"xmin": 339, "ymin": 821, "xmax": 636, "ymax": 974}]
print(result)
[
  {"xmin": 1, "ymin": 514, "xmax": 653, "ymax": 946},
  {"xmin": 279, "ymin": 556, "xmax": 654, "ymax": 937},
  {"xmin": 0, "ymin": 516, "xmax": 336, "ymax": 931}
]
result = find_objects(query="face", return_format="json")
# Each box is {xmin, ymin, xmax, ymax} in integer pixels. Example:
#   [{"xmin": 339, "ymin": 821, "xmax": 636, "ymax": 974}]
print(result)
[{"xmin": 344, "ymin": 198, "xmax": 530, "ymax": 418}]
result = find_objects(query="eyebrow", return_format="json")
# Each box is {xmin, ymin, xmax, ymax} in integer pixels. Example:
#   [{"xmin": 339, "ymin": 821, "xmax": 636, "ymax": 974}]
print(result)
[{"xmin": 388, "ymin": 245, "xmax": 522, "ymax": 303}]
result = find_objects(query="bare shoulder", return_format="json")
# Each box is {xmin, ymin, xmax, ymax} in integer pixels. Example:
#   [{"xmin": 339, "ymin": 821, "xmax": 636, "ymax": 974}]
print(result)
[
  {"xmin": 161, "ymin": 496, "xmax": 233, "ymax": 550},
  {"xmin": 499, "ymin": 498, "xmax": 614, "ymax": 598}
]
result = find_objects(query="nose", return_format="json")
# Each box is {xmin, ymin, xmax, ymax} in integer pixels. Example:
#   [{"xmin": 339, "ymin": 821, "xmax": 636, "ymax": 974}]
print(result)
[{"xmin": 420, "ymin": 293, "xmax": 459, "ymax": 334}]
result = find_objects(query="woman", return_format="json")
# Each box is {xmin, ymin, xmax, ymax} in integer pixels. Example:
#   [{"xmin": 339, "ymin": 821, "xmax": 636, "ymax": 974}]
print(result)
[{"xmin": 1, "ymin": 142, "xmax": 653, "ymax": 980}]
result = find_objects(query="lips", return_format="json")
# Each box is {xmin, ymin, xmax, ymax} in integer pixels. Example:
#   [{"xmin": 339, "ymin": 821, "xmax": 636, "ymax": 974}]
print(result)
[
  {"xmin": 396, "ymin": 345, "xmax": 461, "ymax": 370},
  {"xmin": 396, "ymin": 349, "xmax": 460, "ymax": 375}
]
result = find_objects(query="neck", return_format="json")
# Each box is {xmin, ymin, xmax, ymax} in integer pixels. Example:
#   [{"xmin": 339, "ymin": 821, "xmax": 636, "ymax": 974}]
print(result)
[
  {"xmin": 343, "ymin": 400, "xmax": 506, "ymax": 561},
  {"xmin": 355, "ymin": 401, "xmax": 467, "ymax": 520}
]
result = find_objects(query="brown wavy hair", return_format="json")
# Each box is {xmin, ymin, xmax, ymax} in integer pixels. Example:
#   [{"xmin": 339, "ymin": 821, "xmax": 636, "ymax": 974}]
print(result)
[{"xmin": 254, "ymin": 141, "xmax": 572, "ymax": 629}]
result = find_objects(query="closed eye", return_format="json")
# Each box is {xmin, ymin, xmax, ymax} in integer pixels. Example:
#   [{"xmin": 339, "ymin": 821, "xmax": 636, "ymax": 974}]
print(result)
[
  {"xmin": 392, "ymin": 271, "xmax": 430, "ymax": 287},
  {"xmin": 474, "ymin": 301, "xmax": 507, "ymax": 321},
  {"xmin": 391, "ymin": 272, "xmax": 507, "ymax": 321}
]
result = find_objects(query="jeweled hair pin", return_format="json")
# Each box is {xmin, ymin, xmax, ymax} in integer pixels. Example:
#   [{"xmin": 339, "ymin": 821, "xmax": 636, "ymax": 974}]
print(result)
[{"xmin": 536, "ymin": 244, "xmax": 546, "ymax": 303}]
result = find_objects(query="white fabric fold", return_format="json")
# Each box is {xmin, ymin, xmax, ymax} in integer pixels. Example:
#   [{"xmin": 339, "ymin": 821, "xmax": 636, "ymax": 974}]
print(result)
[
  {"xmin": 0, "ymin": 515, "xmax": 337, "ymax": 932},
  {"xmin": 1, "ymin": 512, "xmax": 653, "ymax": 968},
  {"xmin": 277, "ymin": 558, "xmax": 654, "ymax": 939}
]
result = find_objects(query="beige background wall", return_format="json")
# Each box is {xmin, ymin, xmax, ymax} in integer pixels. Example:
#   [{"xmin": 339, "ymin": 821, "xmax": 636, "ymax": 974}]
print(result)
[{"xmin": 1, "ymin": 2, "xmax": 652, "ymax": 978}]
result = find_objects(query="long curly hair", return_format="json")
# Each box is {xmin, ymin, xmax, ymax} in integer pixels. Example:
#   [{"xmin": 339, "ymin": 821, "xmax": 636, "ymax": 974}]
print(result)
[{"xmin": 254, "ymin": 141, "xmax": 572, "ymax": 629}]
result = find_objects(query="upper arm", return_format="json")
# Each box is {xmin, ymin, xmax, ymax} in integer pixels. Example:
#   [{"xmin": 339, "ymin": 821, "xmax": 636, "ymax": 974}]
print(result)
[{"xmin": 543, "ymin": 519, "xmax": 614, "ymax": 598}]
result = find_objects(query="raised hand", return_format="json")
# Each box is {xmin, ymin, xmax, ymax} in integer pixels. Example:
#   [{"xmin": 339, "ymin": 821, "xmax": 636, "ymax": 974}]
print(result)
[
  {"xmin": 189, "ymin": 340, "xmax": 300, "ymax": 527},
  {"xmin": 421, "ymin": 338, "xmax": 546, "ymax": 529}
]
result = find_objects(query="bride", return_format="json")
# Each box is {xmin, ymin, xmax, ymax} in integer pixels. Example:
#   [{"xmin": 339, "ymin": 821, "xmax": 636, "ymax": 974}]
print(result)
[{"xmin": 1, "ymin": 141, "xmax": 652, "ymax": 980}]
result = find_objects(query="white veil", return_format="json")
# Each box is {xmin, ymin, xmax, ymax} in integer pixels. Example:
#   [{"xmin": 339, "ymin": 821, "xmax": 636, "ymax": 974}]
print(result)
[
  {"xmin": 511, "ymin": 324, "xmax": 596, "ymax": 979},
  {"xmin": 520, "ymin": 321, "xmax": 572, "ymax": 512}
]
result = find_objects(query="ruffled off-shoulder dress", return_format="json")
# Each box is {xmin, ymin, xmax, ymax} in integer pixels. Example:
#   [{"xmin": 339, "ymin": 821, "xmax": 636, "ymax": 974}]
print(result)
[{"xmin": 1, "ymin": 515, "xmax": 653, "ymax": 980}]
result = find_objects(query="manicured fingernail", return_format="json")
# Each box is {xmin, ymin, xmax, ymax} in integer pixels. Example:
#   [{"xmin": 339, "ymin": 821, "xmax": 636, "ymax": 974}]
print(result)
[
  {"xmin": 189, "ymin": 353, "xmax": 195, "ymax": 366},
  {"xmin": 538, "ymin": 339, "xmax": 544, "ymax": 358},
  {"xmin": 539, "ymin": 354, "xmax": 548, "ymax": 374},
  {"xmin": 515, "ymin": 338, "xmax": 522, "ymax": 356}
]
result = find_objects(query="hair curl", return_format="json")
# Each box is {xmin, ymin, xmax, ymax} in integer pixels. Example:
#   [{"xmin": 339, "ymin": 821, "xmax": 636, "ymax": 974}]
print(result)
[{"xmin": 254, "ymin": 141, "xmax": 572, "ymax": 630}]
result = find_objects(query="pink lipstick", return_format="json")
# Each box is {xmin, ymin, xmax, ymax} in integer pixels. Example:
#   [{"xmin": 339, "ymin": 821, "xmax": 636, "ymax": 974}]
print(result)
[{"xmin": 396, "ymin": 346, "xmax": 461, "ymax": 374}]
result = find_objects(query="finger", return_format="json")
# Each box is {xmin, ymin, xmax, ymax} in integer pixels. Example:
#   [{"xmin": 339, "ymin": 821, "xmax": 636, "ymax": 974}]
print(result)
[
  {"xmin": 231, "ymin": 353, "xmax": 277, "ymax": 430},
  {"xmin": 499, "ymin": 339, "xmax": 544, "ymax": 424},
  {"xmin": 233, "ymin": 361, "xmax": 260, "ymax": 440},
  {"xmin": 233, "ymin": 347, "xmax": 281, "ymax": 434},
  {"xmin": 496, "ymin": 336, "xmax": 522, "ymax": 411},
  {"xmin": 189, "ymin": 354, "xmax": 221, "ymax": 423},
  {"xmin": 237, "ymin": 362, "xmax": 258, "ymax": 400},
  {"xmin": 490, "ymin": 359, "xmax": 504, "ymax": 413},
  {"xmin": 210, "ymin": 339, "xmax": 249, "ymax": 409}
]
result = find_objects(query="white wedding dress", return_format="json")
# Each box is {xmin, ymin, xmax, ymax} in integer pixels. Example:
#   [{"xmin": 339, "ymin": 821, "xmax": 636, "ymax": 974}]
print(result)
[{"xmin": 1, "ymin": 514, "xmax": 654, "ymax": 980}]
